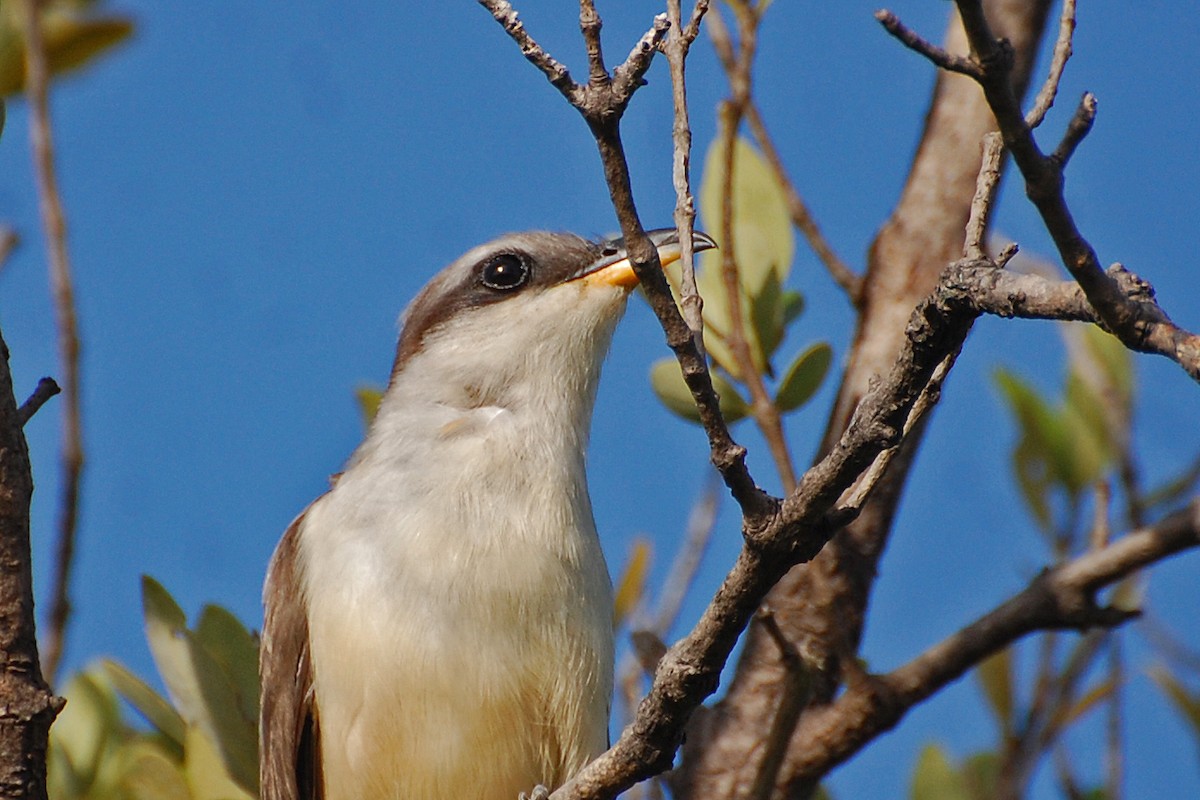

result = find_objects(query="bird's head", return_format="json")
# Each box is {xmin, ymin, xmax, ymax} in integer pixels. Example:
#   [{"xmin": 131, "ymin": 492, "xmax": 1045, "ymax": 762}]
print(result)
[{"xmin": 384, "ymin": 229, "xmax": 715, "ymax": 416}]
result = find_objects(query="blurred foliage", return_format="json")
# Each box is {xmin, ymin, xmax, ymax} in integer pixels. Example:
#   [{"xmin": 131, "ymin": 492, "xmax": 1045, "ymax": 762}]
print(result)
[
  {"xmin": 355, "ymin": 384, "xmax": 383, "ymax": 428},
  {"xmin": 993, "ymin": 325, "xmax": 1133, "ymax": 538},
  {"xmin": 0, "ymin": 0, "xmax": 133, "ymax": 97},
  {"xmin": 49, "ymin": 578, "xmax": 257, "ymax": 800},
  {"xmin": 650, "ymin": 135, "xmax": 832, "ymax": 427},
  {"xmin": 613, "ymin": 537, "xmax": 652, "ymax": 628},
  {"xmin": 1150, "ymin": 667, "xmax": 1200, "ymax": 759}
]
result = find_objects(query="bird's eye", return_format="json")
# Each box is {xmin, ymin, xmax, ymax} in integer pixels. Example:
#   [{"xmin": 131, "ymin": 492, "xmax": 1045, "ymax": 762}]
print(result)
[{"xmin": 479, "ymin": 253, "xmax": 529, "ymax": 291}]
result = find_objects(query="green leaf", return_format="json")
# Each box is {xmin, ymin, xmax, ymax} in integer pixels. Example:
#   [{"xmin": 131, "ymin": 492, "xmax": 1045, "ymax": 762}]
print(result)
[
  {"xmin": 776, "ymin": 342, "xmax": 832, "ymax": 412},
  {"xmin": 355, "ymin": 384, "xmax": 383, "ymax": 427},
  {"xmin": 118, "ymin": 740, "xmax": 190, "ymax": 800},
  {"xmin": 0, "ymin": 9, "xmax": 134, "ymax": 96},
  {"xmin": 909, "ymin": 743, "xmax": 972, "ymax": 800},
  {"xmin": 613, "ymin": 538, "xmax": 651, "ymax": 628},
  {"xmin": 961, "ymin": 752, "xmax": 1000, "ymax": 800},
  {"xmin": 975, "ymin": 648, "xmax": 1014, "ymax": 735},
  {"xmin": 141, "ymin": 576, "xmax": 259, "ymax": 795},
  {"xmin": 650, "ymin": 358, "xmax": 749, "ymax": 424},
  {"xmin": 51, "ymin": 670, "xmax": 123, "ymax": 791},
  {"xmin": 195, "ymin": 604, "xmax": 260, "ymax": 726},
  {"xmin": 699, "ymin": 135, "xmax": 794, "ymax": 295},
  {"xmin": 102, "ymin": 659, "xmax": 186, "ymax": 751},
  {"xmin": 183, "ymin": 726, "xmax": 255, "ymax": 800},
  {"xmin": 750, "ymin": 269, "xmax": 784, "ymax": 374},
  {"xmin": 781, "ymin": 290, "xmax": 805, "ymax": 325}
]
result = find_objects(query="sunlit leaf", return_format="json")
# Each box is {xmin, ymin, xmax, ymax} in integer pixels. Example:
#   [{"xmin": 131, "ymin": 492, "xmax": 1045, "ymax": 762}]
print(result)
[
  {"xmin": 119, "ymin": 740, "xmax": 189, "ymax": 800},
  {"xmin": 699, "ymin": 135, "xmax": 793, "ymax": 295},
  {"xmin": 141, "ymin": 577, "xmax": 259, "ymax": 795},
  {"xmin": 356, "ymin": 384, "xmax": 383, "ymax": 427},
  {"xmin": 183, "ymin": 726, "xmax": 255, "ymax": 800},
  {"xmin": 613, "ymin": 538, "xmax": 651, "ymax": 628},
  {"xmin": 195, "ymin": 604, "xmax": 260, "ymax": 725},
  {"xmin": 0, "ymin": 9, "xmax": 134, "ymax": 96},
  {"xmin": 776, "ymin": 342, "xmax": 832, "ymax": 413},
  {"xmin": 102, "ymin": 659, "xmax": 186, "ymax": 751},
  {"xmin": 975, "ymin": 648, "xmax": 1014, "ymax": 735},
  {"xmin": 650, "ymin": 358, "xmax": 749, "ymax": 424},
  {"xmin": 51, "ymin": 670, "xmax": 121, "ymax": 790},
  {"xmin": 909, "ymin": 743, "xmax": 972, "ymax": 800}
]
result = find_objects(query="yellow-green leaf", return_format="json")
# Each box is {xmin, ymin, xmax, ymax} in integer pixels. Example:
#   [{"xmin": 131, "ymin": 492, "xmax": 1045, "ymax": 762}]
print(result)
[
  {"xmin": 650, "ymin": 358, "xmax": 749, "ymax": 424},
  {"xmin": 699, "ymin": 135, "xmax": 794, "ymax": 295},
  {"xmin": 183, "ymin": 726, "xmax": 255, "ymax": 800},
  {"xmin": 613, "ymin": 538, "xmax": 652, "ymax": 628},
  {"xmin": 909, "ymin": 743, "xmax": 972, "ymax": 800},
  {"xmin": 102, "ymin": 659, "xmax": 186, "ymax": 751},
  {"xmin": 776, "ymin": 342, "xmax": 832, "ymax": 412},
  {"xmin": 118, "ymin": 739, "xmax": 190, "ymax": 800},
  {"xmin": 355, "ymin": 384, "xmax": 383, "ymax": 427},
  {"xmin": 975, "ymin": 648, "xmax": 1014, "ymax": 735},
  {"xmin": 141, "ymin": 577, "xmax": 259, "ymax": 795},
  {"xmin": 195, "ymin": 604, "xmax": 260, "ymax": 726},
  {"xmin": 0, "ymin": 10, "xmax": 134, "ymax": 97}
]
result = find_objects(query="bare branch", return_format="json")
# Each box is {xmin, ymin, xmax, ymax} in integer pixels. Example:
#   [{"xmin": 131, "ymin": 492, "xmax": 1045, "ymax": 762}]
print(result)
[
  {"xmin": 477, "ymin": 0, "xmax": 583, "ymax": 104},
  {"xmin": 1025, "ymin": 0, "xmax": 1076, "ymax": 128},
  {"xmin": 0, "ymin": 326, "xmax": 62, "ymax": 800},
  {"xmin": 874, "ymin": 9, "xmax": 982, "ymax": 79},
  {"xmin": 963, "ymin": 131, "xmax": 1005, "ymax": 259},
  {"xmin": 882, "ymin": 1, "xmax": 1200, "ymax": 381},
  {"xmin": 1051, "ymin": 91, "xmax": 1096, "ymax": 166},
  {"xmin": 664, "ymin": 0, "xmax": 710, "ymax": 351},
  {"xmin": 784, "ymin": 499, "xmax": 1200, "ymax": 780},
  {"xmin": 19, "ymin": 0, "xmax": 85, "ymax": 686},
  {"xmin": 16, "ymin": 378, "xmax": 60, "ymax": 427},
  {"xmin": 746, "ymin": 609, "xmax": 811, "ymax": 800}
]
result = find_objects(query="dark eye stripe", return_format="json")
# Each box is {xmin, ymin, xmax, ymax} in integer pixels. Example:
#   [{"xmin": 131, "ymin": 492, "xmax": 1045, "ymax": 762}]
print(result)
[{"xmin": 479, "ymin": 253, "xmax": 529, "ymax": 291}]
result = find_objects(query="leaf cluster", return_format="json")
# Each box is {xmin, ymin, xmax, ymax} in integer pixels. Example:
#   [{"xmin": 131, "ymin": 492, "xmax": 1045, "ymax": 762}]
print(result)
[{"xmin": 49, "ymin": 578, "xmax": 259, "ymax": 800}]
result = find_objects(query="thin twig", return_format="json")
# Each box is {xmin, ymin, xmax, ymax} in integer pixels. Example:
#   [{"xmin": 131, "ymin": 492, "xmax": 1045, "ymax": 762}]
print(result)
[
  {"xmin": 1105, "ymin": 636, "xmax": 1125, "ymax": 800},
  {"xmin": 16, "ymin": 378, "xmax": 60, "ymax": 426},
  {"xmin": 1051, "ymin": 91, "xmax": 1096, "ymax": 166},
  {"xmin": 963, "ymin": 132, "xmax": 1004, "ymax": 259},
  {"xmin": 664, "ymin": 0, "xmax": 710, "ymax": 353},
  {"xmin": 1025, "ymin": 0, "xmax": 1076, "ymax": 128},
  {"xmin": 784, "ymin": 499, "xmax": 1200, "ymax": 782},
  {"xmin": 874, "ymin": 10, "xmax": 982, "ymax": 78},
  {"xmin": 19, "ymin": 0, "xmax": 85, "ymax": 686},
  {"xmin": 744, "ymin": 103, "xmax": 861, "ymax": 304},
  {"xmin": 746, "ymin": 608, "xmax": 811, "ymax": 800},
  {"xmin": 709, "ymin": 2, "xmax": 799, "ymax": 492}
]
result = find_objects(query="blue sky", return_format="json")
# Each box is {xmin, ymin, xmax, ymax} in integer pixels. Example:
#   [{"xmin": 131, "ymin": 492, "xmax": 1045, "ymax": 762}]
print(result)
[{"xmin": 1, "ymin": 2, "xmax": 1198, "ymax": 797}]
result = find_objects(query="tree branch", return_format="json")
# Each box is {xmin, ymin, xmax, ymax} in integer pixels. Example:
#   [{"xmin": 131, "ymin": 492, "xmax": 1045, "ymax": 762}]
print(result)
[
  {"xmin": 784, "ymin": 499, "xmax": 1200, "ymax": 781},
  {"xmin": 0, "ymin": 327, "xmax": 62, "ymax": 800},
  {"xmin": 883, "ymin": 1, "xmax": 1200, "ymax": 381},
  {"xmin": 18, "ymin": 0, "xmax": 85, "ymax": 686},
  {"xmin": 16, "ymin": 378, "xmax": 60, "ymax": 427}
]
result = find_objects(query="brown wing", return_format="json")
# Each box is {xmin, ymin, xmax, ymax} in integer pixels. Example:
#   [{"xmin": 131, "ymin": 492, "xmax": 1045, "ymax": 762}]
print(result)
[{"xmin": 260, "ymin": 509, "xmax": 323, "ymax": 800}]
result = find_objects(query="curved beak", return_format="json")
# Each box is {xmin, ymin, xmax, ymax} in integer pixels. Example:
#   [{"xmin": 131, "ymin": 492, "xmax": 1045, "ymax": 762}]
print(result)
[{"xmin": 575, "ymin": 228, "xmax": 718, "ymax": 289}]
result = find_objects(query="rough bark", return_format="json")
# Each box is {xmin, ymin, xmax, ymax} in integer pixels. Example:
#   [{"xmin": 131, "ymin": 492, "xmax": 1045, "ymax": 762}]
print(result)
[
  {"xmin": 0, "ymin": 327, "xmax": 60, "ymax": 800},
  {"xmin": 674, "ymin": 3, "xmax": 1053, "ymax": 797}
]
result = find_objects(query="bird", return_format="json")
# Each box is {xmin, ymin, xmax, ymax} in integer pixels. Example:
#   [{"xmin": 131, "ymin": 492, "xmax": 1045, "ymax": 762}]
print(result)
[{"xmin": 259, "ymin": 228, "xmax": 717, "ymax": 800}]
